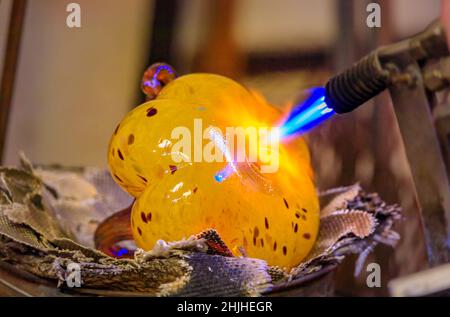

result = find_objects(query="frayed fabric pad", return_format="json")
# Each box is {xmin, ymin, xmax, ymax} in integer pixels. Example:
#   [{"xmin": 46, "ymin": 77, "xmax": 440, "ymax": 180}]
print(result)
[{"xmin": 0, "ymin": 160, "xmax": 401, "ymax": 296}]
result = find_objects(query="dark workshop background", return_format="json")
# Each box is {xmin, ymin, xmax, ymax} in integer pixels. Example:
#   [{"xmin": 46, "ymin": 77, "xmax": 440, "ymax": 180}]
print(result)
[{"xmin": 0, "ymin": 0, "xmax": 444, "ymax": 295}]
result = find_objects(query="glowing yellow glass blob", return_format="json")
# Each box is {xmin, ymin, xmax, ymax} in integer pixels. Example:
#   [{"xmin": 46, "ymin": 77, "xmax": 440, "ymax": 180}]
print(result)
[{"xmin": 108, "ymin": 73, "xmax": 319, "ymax": 269}]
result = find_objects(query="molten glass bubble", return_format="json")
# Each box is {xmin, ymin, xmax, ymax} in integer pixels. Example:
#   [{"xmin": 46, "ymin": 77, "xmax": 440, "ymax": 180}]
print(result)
[{"xmin": 108, "ymin": 73, "xmax": 320, "ymax": 269}]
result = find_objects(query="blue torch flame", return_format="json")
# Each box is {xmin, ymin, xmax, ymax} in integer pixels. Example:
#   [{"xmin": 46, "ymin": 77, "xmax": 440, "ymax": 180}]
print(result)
[
  {"xmin": 214, "ymin": 87, "xmax": 334, "ymax": 182},
  {"xmin": 279, "ymin": 87, "xmax": 334, "ymax": 138}
]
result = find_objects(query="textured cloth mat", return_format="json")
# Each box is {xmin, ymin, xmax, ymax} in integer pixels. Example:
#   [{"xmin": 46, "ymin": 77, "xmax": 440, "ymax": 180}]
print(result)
[{"xmin": 0, "ymin": 159, "xmax": 401, "ymax": 296}]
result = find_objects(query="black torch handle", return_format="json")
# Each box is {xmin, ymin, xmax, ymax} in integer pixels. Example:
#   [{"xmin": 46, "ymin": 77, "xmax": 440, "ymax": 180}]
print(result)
[
  {"xmin": 325, "ymin": 51, "xmax": 390, "ymax": 114},
  {"xmin": 325, "ymin": 20, "xmax": 449, "ymax": 114}
]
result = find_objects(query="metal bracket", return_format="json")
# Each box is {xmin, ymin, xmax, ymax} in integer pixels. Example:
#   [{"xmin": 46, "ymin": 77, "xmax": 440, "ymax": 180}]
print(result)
[{"xmin": 385, "ymin": 52, "xmax": 450, "ymax": 266}]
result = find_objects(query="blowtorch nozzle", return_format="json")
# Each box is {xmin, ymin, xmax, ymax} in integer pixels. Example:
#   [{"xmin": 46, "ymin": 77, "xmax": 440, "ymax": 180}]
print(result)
[{"xmin": 325, "ymin": 51, "xmax": 390, "ymax": 114}]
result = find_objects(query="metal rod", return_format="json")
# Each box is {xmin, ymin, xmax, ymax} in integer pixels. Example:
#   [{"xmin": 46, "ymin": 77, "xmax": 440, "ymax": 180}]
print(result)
[{"xmin": 387, "ymin": 53, "xmax": 450, "ymax": 266}]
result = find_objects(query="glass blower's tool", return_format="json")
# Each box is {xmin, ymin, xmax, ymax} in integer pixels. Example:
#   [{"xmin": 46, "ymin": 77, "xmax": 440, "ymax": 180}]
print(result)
[
  {"xmin": 313, "ymin": 19, "xmax": 450, "ymax": 266},
  {"xmin": 281, "ymin": 20, "xmax": 449, "ymax": 137},
  {"xmin": 283, "ymin": 19, "xmax": 450, "ymax": 266},
  {"xmin": 325, "ymin": 19, "xmax": 448, "ymax": 114}
]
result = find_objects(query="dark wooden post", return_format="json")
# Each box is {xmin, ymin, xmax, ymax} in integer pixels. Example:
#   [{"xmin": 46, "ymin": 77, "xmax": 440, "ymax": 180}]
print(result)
[{"xmin": 0, "ymin": 0, "xmax": 27, "ymax": 162}]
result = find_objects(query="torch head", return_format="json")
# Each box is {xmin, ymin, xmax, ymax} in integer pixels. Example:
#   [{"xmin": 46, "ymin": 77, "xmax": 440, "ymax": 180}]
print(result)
[{"xmin": 325, "ymin": 19, "xmax": 449, "ymax": 115}]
